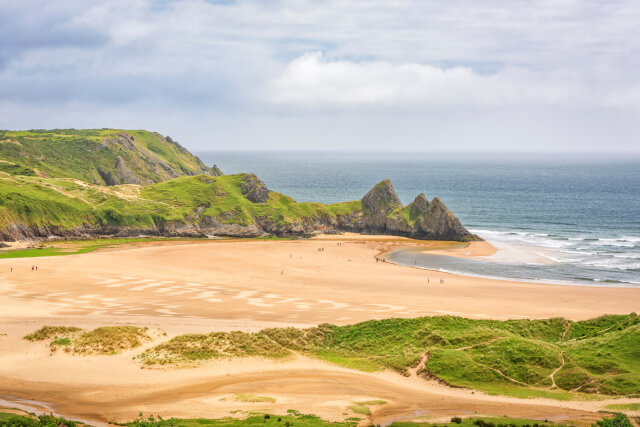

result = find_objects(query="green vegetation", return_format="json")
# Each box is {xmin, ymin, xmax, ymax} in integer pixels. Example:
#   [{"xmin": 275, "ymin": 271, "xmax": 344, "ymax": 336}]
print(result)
[
  {"xmin": 346, "ymin": 405, "xmax": 370, "ymax": 415},
  {"xmin": 0, "ymin": 412, "xmax": 80, "ymax": 427},
  {"xmin": 605, "ymin": 403, "xmax": 640, "ymax": 411},
  {"xmin": 355, "ymin": 399, "xmax": 386, "ymax": 406},
  {"xmin": 24, "ymin": 326, "xmax": 151, "ymax": 355},
  {"xmin": 141, "ymin": 314, "xmax": 640, "ymax": 399},
  {"xmin": 0, "ymin": 128, "xmax": 475, "ymax": 242},
  {"xmin": 0, "ymin": 129, "xmax": 218, "ymax": 185},
  {"xmin": 595, "ymin": 413, "xmax": 633, "ymax": 427},
  {"xmin": 23, "ymin": 326, "xmax": 82, "ymax": 341},
  {"xmin": 138, "ymin": 331, "xmax": 291, "ymax": 365},
  {"xmin": 226, "ymin": 394, "xmax": 277, "ymax": 403},
  {"xmin": 0, "ymin": 129, "xmax": 363, "ymax": 242},
  {"xmin": 71, "ymin": 326, "xmax": 151, "ymax": 354},
  {"xmin": 124, "ymin": 412, "xmax": 355, "ymax": 427},
  {"xmin": 0, "ymin": 237, "xmax": 186, "ymax": 259},
  {"xmin": 391, "ymin": 416, "xmax": 571, "ymax": 427},
  {"xmin": 0, "ymin": 173, "xmax": 362, "ymax": 240}
]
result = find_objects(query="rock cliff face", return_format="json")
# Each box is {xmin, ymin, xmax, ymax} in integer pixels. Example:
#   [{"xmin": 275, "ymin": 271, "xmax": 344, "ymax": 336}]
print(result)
[
  {"xmin": 0, "ymin": 129, "xmax": 222, "ymax": 186},
  {"xmin": 358, "ymin": 179, "xmax": 479, "ymax": 241},
  {"xmin": 241, "ymin": 174, "xmax": 270, "ymax": 203},
  {"xmin": 95, "ymin": 132, "xmax": 216, "ymax": 185}
]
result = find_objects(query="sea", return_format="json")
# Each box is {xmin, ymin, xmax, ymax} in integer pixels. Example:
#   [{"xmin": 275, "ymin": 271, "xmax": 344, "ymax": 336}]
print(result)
[{"xmin": 197, "ymin": 151, "xmax": 640, "ymax": 287}]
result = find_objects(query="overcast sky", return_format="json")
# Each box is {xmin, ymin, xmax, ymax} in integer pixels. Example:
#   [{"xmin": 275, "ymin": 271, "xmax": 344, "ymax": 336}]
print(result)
[{"xmin": 1, "ymin": 0, "xmax": 640, "ymax": 152}]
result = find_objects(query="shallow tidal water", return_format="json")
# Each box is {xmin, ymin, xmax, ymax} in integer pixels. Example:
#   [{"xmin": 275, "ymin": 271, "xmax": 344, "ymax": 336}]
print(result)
[{"xmin": 198, "ymin": 151, "xmax": 640, "ymax": 287}]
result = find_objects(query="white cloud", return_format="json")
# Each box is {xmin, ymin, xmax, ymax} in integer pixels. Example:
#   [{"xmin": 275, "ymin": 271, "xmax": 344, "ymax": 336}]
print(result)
[
  {"xmin": 2, "ymin": 0, "xmax": 640, "ymax": 150},
  {"xmin": 605, "ymin": 85, "xmax": 640, "ymax": 112},
  {"xmin": 270, "ymin": 52, "xmax": 579, "ymax": 109}
]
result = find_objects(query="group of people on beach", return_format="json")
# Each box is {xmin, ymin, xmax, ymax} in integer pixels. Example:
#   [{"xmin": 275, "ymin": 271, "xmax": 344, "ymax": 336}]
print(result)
[
  {"xmin": 8, "ymin": 266, "xmax": 38, "ymax": 272},
  {"xmin": 375, "ymin": 256, "xmax": 445, "ymax": 285}
]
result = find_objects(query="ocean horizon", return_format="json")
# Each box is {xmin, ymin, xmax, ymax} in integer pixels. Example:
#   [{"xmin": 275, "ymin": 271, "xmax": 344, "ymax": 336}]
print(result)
[{"xmin": 197, "ymin": 151, "xmax": 640, "ymax": 287}]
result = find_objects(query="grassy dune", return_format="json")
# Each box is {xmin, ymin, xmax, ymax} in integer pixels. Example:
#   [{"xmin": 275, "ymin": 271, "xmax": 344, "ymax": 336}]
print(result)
[
  {"xmin": 139, "ymin": 314, "xmax": 640, "ymax": 399},
  {"xmin": 137, "ymin": 331, "xmax": 291, "ymax": 364},
  {"xmin": 24, "ymin": 326, "xmax": 152, "ymax": 355}
]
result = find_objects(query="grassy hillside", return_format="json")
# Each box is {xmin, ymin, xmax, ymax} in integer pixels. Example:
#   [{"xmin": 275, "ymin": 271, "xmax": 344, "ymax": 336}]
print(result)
[
  {"xmin": 0, "ymin": 129, "xmax": 220, "ymax": 185},
  {"xmin": 0, "ymin": 173, "xmax": 361, "ymax": 239},
  {"xmin": 0, "ymin": 128, "xmax": 478, "ymax": 242},
  {"xmin": 138, "ymin": 314, "xmax": 640, "ymax": 399}
]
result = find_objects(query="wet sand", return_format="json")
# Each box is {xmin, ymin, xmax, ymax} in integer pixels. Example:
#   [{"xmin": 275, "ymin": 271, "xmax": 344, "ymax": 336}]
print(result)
[{"xmin": 1, "ymin": 235, "xmax": 639, "ymax": 424}]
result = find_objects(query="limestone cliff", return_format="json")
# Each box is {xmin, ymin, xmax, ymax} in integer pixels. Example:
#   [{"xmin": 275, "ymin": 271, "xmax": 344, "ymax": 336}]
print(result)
[{"xmin": 359, "ymin": 180, "xmax": 480, "ymax": 241}]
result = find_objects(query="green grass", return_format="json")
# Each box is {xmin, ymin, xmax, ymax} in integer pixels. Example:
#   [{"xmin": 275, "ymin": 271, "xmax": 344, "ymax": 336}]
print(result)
[
  {"xmin": 390, "ymin": 416, "xmax": 572, "ymax": 426},
  {"xmin": 0, "ymin": 128, "xmax": 475, "ymax": 243},
  {"xmin": 347, "ymin": 405, "xmax": 371, "ymax": 415},
  {"xmin": 0, "ymin": 412, "xmax": 80, "ymax": 427},
  {"xmin": 124, "ymin": 412, "xmax": 355, "ymax": 427},
  {"xmin": 354, "ymin": 399, "xmax": 386, "ymax": 406},
  {"xmin": 605, "ymin": 403, "xmax": 640, "ymax": 411},
  {"xmin": 0, "ymin": 237, "xmax": 194, "ymax": 259},
  {"xmin": 143, "ymin": 314, "xmax": 640, "ymax": 400},
  {"xmin": 137, "ymin": 330, "xmax": 291, "ymax": 365},
  {"xmin": 0, "ymin": 173, "xmax": 364, "ymax": 240},
  {"xmin": 52, "ymin": 337, "xmax": 71, "ymax": 346},
  {"xmin": 226, "ymin": 394, "xmax": 277, "ymax": 403},
  {"xmin": 595, "ymin": 413, "xmax": 634, "ymax": 427}
]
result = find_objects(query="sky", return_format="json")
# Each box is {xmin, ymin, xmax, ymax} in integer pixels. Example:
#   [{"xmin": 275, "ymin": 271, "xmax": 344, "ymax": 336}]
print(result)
[{"xmin": 1, "ymin": 0, "xmax": 640, "ymax": 152}]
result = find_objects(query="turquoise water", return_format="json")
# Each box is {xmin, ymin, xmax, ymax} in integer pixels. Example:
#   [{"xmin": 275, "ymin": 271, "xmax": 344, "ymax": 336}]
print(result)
[{"xmin": 198, "ymin": 151, "xmax": 640, "ymax": 287}]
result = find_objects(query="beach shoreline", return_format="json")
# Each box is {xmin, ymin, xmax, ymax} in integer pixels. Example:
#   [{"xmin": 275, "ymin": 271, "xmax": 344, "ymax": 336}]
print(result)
[{"xmin": 1, "ymin": 235, "xmax": 639, "ymax": 425}]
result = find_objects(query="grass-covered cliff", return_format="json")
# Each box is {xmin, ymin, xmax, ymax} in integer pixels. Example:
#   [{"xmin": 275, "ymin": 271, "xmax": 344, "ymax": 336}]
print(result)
[
  {"xmin": 0, "ymin": 172, "xmax": 361, "ymax": 240},
  {"xmin": 0, "ymin": 129, "xmax": 478, "ymax": 242},
  {"xmin": 0, "ymin": 129, "xmax": 220, "ymax": 185}
]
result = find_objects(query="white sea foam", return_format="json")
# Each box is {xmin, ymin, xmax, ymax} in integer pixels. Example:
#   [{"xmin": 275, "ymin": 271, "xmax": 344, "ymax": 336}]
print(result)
[{"xmin": 469, "ymin": 228, "xmax": 640, "ymax": 279}]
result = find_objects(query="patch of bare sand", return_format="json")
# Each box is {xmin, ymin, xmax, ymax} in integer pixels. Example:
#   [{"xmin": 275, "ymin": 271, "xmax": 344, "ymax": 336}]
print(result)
[
  {"xmin": 421, "ymin": 240, "xmax": 498, "ymax": 258},
  {"xmin": 0, "ymin": 236, "xmax": 639, "ymax": 425}
]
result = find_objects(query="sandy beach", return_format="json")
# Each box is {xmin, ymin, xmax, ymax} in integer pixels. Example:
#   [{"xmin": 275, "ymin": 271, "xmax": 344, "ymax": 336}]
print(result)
[{"xmin": 1, "ymin": 235, "xmax": 639, "ymax": 425}]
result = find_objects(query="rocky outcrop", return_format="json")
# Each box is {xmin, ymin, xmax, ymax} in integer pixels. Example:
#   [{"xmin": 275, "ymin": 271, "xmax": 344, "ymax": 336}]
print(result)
[
  {"xmin": 241, "ymin": 174, "xmax": 269, "ymax": 203},
  {"xmin": 361, "ymin": 179, "xmax": 402, "ymax": 230},
  {"xmin": 98, "ymin": 156, "xmax": 150, "ymax": 186},
  {"xmin": 97, "ymin": 133, "xmax": 213, "ymax": 185},
  {"xmin": 359, "ymin": 180, "xmax": 480, "ymax": 241}
]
